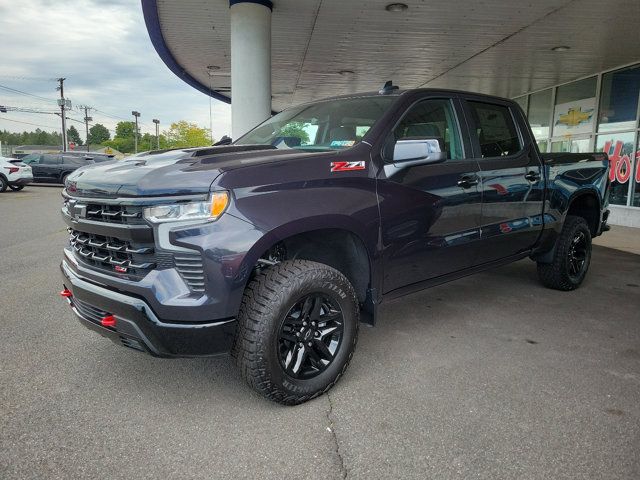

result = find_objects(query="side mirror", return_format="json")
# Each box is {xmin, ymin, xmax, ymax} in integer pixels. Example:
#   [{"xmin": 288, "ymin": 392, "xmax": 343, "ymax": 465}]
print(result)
[{"xmin": 392, "ymin": 138, "xmax": 446, "ymax": 164}]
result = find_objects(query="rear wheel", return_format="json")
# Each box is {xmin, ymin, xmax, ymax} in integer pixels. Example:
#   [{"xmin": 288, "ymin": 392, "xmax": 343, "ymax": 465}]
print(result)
[
  {"xmin": 0, "ymin": 176, "xmax": 7, "ymax": 192},
  {"xmin": 537, "ymin": 215, "xmax": 592, "ymax": 291},
  {"xmin": 9, "ymin": 185, "xmax": 24, "ymax": 191},
  {"xmin": 233, "ymin": 259, "xmax": 359, "ymax": 405},
  {"xmin": 61, "ymin": 173, "xmax": 70, "ymax": 186}
]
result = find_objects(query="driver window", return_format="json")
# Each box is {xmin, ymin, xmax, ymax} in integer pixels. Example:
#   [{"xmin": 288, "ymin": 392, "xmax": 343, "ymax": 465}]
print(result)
[{"xmin": 394, "ymin": 99, "xmax": 463, "ymax": 160}]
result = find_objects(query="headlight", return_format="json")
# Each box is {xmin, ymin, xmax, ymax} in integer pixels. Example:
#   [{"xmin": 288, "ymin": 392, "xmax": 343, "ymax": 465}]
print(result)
[{"xmin": 143, "ymin": 191, "xmax": 229, "ymax": 224}]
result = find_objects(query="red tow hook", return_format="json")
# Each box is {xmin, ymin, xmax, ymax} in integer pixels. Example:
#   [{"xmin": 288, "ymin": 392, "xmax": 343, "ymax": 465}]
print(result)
[
  {"xmin": 60, "ymin": 289, "xmax": 73, "ymax": 298},
  {"xmin": 100, "ymin": 315, "xmax": 117, "ymax": 328}
]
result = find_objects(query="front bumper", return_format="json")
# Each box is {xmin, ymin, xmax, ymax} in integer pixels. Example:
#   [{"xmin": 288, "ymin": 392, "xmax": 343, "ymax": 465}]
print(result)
[{"xmin": 61, "ymin": 259, "xmax": 236, "ymax": 357}]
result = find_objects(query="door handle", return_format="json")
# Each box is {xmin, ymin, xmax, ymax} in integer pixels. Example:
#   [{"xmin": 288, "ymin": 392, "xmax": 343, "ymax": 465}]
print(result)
[
  {"xmin": 457, "ymin": 174, "xmax": 479, "ymax": 188},
  {"xmin": 525, "ymin": 171, "xmax": 541, "ymax": 182}
]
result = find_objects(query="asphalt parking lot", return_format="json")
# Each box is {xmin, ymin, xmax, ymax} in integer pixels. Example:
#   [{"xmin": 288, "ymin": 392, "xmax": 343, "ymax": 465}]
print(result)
[{"xmin": 1, "ymin": 186, "xmax": 639, "ymax": 479}]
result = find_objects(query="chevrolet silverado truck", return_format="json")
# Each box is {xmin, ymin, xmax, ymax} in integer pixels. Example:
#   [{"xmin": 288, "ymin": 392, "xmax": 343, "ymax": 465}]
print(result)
[{"xmin": 60, "ymin": 85, "xmax": 610, "ymax": 405}]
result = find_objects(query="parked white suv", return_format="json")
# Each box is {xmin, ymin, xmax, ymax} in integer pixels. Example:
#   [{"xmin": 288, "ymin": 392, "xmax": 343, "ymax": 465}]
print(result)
[{"xmin": 0, "ymin": 156, "xmax": 33, "ymax": 192}]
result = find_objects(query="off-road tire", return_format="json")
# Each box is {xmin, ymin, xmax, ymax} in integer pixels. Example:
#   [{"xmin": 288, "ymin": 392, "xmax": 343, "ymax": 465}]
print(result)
[
  {"xmin": 233, "ymin": 259, "xmax": 359, "ymax": 405},
  {"xmin": 0, "ymin": 176, "xmax": 7, "ymax": 193},
  {"xmin": 537, "ymin": 215, "xmax": 592, "ymax": 291}
]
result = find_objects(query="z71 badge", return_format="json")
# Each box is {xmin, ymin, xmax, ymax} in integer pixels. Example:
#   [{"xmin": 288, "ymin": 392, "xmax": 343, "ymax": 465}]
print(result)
[{"xmin": 330, "ymin": 161, "xmax": 366, "ymax": 172}]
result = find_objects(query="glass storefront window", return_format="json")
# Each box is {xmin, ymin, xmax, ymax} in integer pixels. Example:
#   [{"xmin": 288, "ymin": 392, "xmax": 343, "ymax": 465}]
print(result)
[
  {"xmin": 632, "ymin": 133, "xmax": 640, "ymax": 207},
  {"xmin": 597, "ymin": 132, "xmax": 637, "ymax": 206},
  {"xmin": 550, "ymin": 138, "xmax": 591, "ymax": 153},
  {"xmin": 598, "ymin": 65, "xmax": 640, "ymax": 133},
  {"xmin": 528, "ymin": 89, "xmax": 552, "ymax": 140},
  {"xmin": 553, "ymin": 77, "xmax": 597, "ymax": 137},
  {"xmin": 537, "ymin": 140, "xmax": 548, "ymax": 153}
]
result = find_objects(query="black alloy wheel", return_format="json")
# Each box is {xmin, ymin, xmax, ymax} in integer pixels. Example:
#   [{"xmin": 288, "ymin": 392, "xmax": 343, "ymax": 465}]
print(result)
[
  {"xmin": 233, "ymin": 259, "xmax": 359, "ymax": 405},
  {"xmin": 567, "ymin": 230, "xmax": 588, "ymax": 279},
  {"xmin": 277, "ymin": 293, "xmax": 344, "ymax": 380},
  {"xmin": 537, "ymin": 215, "xmax": 592, "ymax": 291}
]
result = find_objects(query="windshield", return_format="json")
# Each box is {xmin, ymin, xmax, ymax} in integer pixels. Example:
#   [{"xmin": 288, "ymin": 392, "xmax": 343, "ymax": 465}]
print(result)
[{"xmin": 235, "ymin": 96, "xmax": 396, "ymax": 151}]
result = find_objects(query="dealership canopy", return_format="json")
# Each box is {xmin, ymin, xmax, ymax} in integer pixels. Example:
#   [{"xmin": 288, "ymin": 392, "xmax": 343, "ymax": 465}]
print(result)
[{"xmin": 142, "ymin": 0, "xmax": 640, "ymax": 137}]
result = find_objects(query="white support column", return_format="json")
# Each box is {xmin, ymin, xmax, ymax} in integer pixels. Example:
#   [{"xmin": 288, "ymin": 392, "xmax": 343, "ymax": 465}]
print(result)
[{"xmin": 230, "ymin": 0, "xmax": 272, "ymax": 139}]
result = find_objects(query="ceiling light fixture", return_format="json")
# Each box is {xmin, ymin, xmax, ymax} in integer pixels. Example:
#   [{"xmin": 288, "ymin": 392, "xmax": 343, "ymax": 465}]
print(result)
[
  {"xmin": 385, "ymin": 3, "xmax": 408, "ymax": 12},
  {"xmin": 551, "ymin": 45, "xmax": 571, "ymax": 52}
]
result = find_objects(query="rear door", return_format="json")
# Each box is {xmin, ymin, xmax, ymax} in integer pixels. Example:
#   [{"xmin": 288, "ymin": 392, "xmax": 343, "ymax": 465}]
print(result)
[
  {"xmin": 461, "ymin": 96, "xmax": 544, "ymax": 263},
  {"xmin": 376, "ymin": 94, "xmax": 483, "ymax": 293},
  {"xmin": 39, "ymin": 154, "xmax": 63, "ymax": 182}
]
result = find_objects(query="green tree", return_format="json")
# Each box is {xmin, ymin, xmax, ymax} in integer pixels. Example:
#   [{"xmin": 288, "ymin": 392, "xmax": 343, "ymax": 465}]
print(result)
[
  {"xmin": 164, "ymin": 121, "xmax": 211, "ymax": 148},
  {"xmin": 115, "ymin": 121, "xmax": 136, "ymax": 139},
  {"xmin": 101, "ymin": 121, "xmax": 138, "ymax": 153},
  {"xmin": 87, "ymin": 123, "xmax": 110, "ymax": 145},
  {"xmin": 67, "ymin": 125, "xmax": 83, "ymax": 146},
  {"xmin": 280, "ymin": 122, "xmax": 310, "ymax": 144}
]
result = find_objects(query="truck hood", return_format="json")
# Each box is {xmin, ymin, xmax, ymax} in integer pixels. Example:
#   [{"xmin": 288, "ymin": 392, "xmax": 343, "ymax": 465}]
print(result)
[{"xmin": 66, "ymin": 145, "xmax": 327, "ymax": 198}]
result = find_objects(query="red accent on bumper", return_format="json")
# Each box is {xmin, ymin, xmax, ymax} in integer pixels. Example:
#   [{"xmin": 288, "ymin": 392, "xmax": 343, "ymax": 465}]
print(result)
[{"xmin": 100, "ymin": 315, "xmax": 117, "ymax": 328}]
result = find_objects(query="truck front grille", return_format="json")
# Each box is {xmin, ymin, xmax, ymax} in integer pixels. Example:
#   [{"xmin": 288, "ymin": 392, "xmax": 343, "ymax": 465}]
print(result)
[
  {"xmin": 69, "ymin": 229, "xmax": 158, "ymax": 279},
  {"xmin": 84, "ymin": 204, "xmax": 146, "ymax": 225},
  {"xmin": 68, "ymin": 229, "xmax": 205, "ymax": 292}
]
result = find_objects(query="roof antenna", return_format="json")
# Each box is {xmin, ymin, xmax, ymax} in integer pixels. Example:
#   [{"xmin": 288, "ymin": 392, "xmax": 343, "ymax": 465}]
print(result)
[{"xmin": 379, "ymin": 80, "xmax": 399, "ymax": 95}]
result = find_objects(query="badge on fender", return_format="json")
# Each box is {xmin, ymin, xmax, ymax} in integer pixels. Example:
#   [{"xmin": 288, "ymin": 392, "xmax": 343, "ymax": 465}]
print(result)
[{"xmin": 330, "ymin": 161, "xmax": 366, "ymax": 172}]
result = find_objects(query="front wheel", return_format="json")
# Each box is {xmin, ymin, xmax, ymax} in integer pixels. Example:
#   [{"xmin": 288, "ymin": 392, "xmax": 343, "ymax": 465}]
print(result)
[
  {"xmin": 537, "ymin": 215, "xmax": 592, "ymax": 291},
  {"xmin": 9, "ymin": 185, "xmax": 24, "ymax": 191},
  {"xmin": 233, "ymin": 259, "xmax": 359, "ymax": 405},
  {"xmin": 0, "ymin": 176, "xmax": 7, "ymax": 193}
]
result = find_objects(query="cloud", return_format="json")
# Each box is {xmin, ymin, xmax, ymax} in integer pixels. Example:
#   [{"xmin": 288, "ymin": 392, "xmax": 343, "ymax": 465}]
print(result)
[{"xmin": 0, "ymin": 0, "xmax": 231, "ymax": 141}]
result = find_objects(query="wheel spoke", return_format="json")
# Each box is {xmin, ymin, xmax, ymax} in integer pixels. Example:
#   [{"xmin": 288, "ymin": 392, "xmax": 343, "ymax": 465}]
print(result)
[
  {"xmin": 314, "ymin": 339, "xmax": 334, "ymax": 360},
  {"xmin": 280, "ymin": 332, "xmax": 298, "ymax": 343},
  {"xmin": 283, "ymin": 345, "xmax": 297, "ymax": 370},
  {"xmin": 309, "ymin": 296, "xmax": 322, "ymax": 321},
  {"xmin": 290, "ymin": 345, "xmax": 307, "ymax": 375},
  {"xmin": 300, "ymin": 297, "xmax": 313, "ymax": 318},
  {"xmin": 319, "ymin": 325, "xmax": 340, "ymax": 339}
]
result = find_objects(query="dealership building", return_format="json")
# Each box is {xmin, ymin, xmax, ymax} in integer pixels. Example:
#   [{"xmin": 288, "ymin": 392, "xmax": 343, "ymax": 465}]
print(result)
[{"xmin": 142, "ymin": 0, "xmax": 640, "ymax": 227}]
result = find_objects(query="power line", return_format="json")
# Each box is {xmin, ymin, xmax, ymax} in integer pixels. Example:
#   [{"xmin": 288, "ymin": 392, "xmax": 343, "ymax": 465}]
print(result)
[
  {"xmin": 0, "ymin": 83, "xmax": 57, "ymax": 103},
  {"xmin": 0, "ymin": 74, "xmax": 58, "ymax": 82},
  {"xmin": 0, "ymin": 116, "xmax": 62, "ymax": 130}
]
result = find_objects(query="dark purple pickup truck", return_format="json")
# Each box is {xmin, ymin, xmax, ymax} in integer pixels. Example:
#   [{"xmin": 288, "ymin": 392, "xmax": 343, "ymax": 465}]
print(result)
[{"xmin": 60, "ymin": 85, "xmax": 610, "ymax": 404}]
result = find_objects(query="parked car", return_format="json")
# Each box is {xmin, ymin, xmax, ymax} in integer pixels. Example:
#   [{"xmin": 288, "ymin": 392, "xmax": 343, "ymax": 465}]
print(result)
[
  {"xmin": 21, "ymin": 152, "xmax": 114, "ymax": 185},
  {"xmin": 0, "ymin": 156, "xmax": 33, "ymax": 192},
  {"xmin": 60, "ymin": 85, "xmax": 610, "ymax": 405}
]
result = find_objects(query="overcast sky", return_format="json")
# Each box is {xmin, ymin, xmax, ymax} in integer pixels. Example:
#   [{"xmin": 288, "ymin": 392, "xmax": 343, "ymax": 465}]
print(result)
[{"xmin": 0, "ymin": 0, "xmax": 231, "ymax": 141}]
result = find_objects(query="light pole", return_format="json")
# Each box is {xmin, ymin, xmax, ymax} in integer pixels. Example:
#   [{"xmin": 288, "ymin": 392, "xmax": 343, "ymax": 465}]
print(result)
[
  {"xmin": 57, "ymin": 78, "xmax": 67, "ymax": 152},
  {"xmin": 83, "ymin": 106, "xmax": 92, "ymax": 152},
  {"xmin": 152, "ymin": 118, "xmax": 160, "ymax": 150},
  {"xmin": 131, "ymin": 110, "xmax": 140, "ymax": 153}
]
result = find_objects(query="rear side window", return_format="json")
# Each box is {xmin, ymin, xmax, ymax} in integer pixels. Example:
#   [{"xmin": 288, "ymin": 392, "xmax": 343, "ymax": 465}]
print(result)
[
  {"xmin": 41, "ymin": 154, "xmax": 62, "ymax": 165},
  {"xmin": 21, "ymin": 154, "xmax": 41, "ymax": 164},
  {"xmin": 468, "ymin": 101, "xmax": 521, "ymax": 158}
]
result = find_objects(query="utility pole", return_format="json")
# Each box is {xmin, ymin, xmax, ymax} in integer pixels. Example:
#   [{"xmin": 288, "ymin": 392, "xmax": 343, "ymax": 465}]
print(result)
[
  {"xmin": 131, "ymin": 110, "xmax": 140, "ymax": 153},
  {"xmin": 83, "ymin": 106, "xmax": 93, "ymax": 152},
  {"xmin": 152, "ymin": 118, "xmax": 160, "ymax": 150},
  {"xmin": 57, "ymin": 78, "xmax": 67, "ymax": 152}
]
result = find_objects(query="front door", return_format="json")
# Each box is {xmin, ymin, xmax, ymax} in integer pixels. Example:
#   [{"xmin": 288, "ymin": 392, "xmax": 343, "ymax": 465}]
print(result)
[
  {"xmin": 462, "ymin": 98, "xmax": 544, "ymax": 264},
  {"xmin": 376, "ymin": 96, "xmax": 483, "ymax": 293}
]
